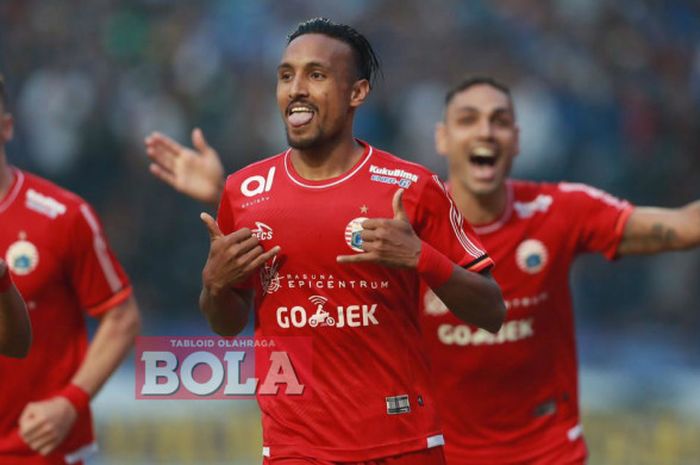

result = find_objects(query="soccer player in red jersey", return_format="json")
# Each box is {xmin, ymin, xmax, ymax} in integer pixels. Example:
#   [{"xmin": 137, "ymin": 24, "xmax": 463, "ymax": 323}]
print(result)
[
  {"xmin": 0, "ymin": 74, "xmax": 142, "ymax": 465},
  {"xmin": 0, "ymin": 257, "xmax": 31, "ymax": 358},
  {"xmin": 420, "ymin": 76, "xmax": 700, "ymax": 465},
  {"xmin": 160, "ymin": 18, "xmax": 506, "ymax": 464}
]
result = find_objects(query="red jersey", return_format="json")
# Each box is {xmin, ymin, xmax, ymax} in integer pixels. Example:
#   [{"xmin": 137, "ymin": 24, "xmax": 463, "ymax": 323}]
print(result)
[
  {"xmin": 0, "ymin": 168, "xmax": 131, "ymax": 464},
  {"xmin": 421, "ymin": 180, "xmax": 633, "ymax": 464},
  {"xmin": 217, "ymin": 141, "xmax": 493, "ymax": 462}
]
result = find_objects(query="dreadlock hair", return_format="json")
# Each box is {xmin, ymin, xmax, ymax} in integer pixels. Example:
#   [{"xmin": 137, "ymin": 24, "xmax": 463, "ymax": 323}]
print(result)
[
  {"xmin": 287, "ymin": 17, "xmax": 382, "ymax": 88},
  {"xmin": 444, "ymin": 76, "xmax": 512, "ymax": 107}
]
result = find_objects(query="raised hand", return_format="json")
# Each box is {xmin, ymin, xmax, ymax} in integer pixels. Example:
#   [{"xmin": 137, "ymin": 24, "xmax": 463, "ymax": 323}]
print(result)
[
  {"xmin": 145, "ymin": 128, "xmax": 225, "ymax": 205},
  {"xmin": 200, "ymin": 213, "xmax": 280, "ymax": 293},
  {"xmin": 337, "ymin": 189, "xmax": 421, "ymax": 268}
]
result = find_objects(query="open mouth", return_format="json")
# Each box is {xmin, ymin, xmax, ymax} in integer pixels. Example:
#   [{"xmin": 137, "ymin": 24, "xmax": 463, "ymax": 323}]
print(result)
[
  {"xmin": 287, "ymin": 104, "xmax": 316, "ymax": 128},
  {"xmin": 469, "ymin": 146, "xmax": 497, "ymax": 167}
]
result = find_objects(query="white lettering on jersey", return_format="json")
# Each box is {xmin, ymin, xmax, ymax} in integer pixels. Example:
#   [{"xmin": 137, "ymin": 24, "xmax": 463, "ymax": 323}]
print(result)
[
  {"xmin": 276, "ymin": 296, "xmax": 379, "ymax": 329},
  {"xmin": 513, "ymin": 194, "xmax": 553, "ymax": 218},
  {"xmin": 252, "ymin": 222, "xmax": 273, "ymax": 241},
  {"xmin": 558, "ymin": 182, "xmax": 627, "ymax": 209},
  {"xmin": 368, "ymin": 165, "xmax": 419, "ymax": 183},
  {"xmin": 25, "ymin": 189, "xmax": 67, "ymax": 219},
  {"xmin": 437, "ymin": 318, "xmax": 534, "ymax": 346},
  {"xmin": 241, "ymin": 167, "xmax": 275, "ymax": 197}
]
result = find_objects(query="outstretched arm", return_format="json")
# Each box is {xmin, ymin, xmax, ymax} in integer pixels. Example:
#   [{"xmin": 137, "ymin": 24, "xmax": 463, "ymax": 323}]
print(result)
[
  {"xmin": 0, "ymin": 259, "xmax": 31, "ymax": 358},
  {"xmin": 617, "ymin": 200, "xmax": 700, "ymax": 256},
  {"xmin": 145, "ymin": 128, "xmax": 226, "ymax": 206}
]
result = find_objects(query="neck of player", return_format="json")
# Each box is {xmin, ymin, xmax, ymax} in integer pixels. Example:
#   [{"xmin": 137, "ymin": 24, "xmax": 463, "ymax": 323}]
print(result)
[
  {"xmin": 0, "ymin": 153, "xmax": 12, "ymax": 200},
  {"xmin": 289, "ymin": 131, "xmax": 365, "ymax": 181},
  {"xmin": 449, "ymin": 176, "xmax": 509, "ymax": 226}
]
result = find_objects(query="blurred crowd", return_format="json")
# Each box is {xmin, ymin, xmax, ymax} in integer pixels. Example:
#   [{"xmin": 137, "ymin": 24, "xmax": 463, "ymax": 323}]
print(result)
[{"xmin": 1, "ymin": 0, "xmax": 699, "ymax": 352}]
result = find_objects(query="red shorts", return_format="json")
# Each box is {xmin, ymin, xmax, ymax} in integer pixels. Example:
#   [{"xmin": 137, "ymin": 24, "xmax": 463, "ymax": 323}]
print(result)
[{"xmin": 263, "ymin": 446, "xmax": 446, "ymax": 465}]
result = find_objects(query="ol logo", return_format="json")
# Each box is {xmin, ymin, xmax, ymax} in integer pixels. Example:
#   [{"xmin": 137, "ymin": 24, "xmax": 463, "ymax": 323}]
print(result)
[
  {"xmin": 344, "ymin": 217, "xmax": 368, "ymax": 252},
  {"xmin": 241, "ymin": 167, "xmax": 275, "ymax": 197},
  {"xmin": 516, "ymin": 239, "xmax": 548, "ymax": 274},
  {"xmin": 6, "ymin": 239, "xmax": 40, "ymax": 276}
]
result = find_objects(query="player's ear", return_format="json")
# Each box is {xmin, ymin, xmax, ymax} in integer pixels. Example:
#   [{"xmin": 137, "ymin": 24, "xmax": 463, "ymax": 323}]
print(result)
[
  {"xmin": 435, "ymin": 121, "xmax": 448, "ymax": 157},
  {"xmin": 349, "ymin": 79, "xmax": 370, "ymax": 109}
]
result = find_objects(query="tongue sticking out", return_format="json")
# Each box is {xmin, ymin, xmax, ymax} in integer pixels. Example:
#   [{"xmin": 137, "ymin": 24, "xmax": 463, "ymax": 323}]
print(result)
[{"xmin": 288, "ymin": 111, "xmax": 313, "ymax": 127}]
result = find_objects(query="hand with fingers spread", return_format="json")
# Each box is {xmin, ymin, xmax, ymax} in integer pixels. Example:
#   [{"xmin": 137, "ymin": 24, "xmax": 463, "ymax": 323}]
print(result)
[
  {"xmin": 18, "ymin": 397, "xmax": 77, "ymax": 456},
  {"xmin": 337, "ymin": 189, "xmax": 422, "ymax": 268},
  {"xmin": 200, "ymin": 213, "xmax": 281, "ymax": 293},
  {"xmin": 145, "ymin": 128, "xmax": 225, "ymax": 205}
]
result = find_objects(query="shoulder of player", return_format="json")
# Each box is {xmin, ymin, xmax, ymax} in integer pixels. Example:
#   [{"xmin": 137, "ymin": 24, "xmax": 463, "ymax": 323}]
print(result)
[{"xmin": 222, "ymin": 152, "xmax": 284, "ymax": 194}]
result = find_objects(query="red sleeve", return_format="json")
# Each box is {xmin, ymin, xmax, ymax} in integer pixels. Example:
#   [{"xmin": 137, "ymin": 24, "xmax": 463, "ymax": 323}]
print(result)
[
  {"xmin": 216, "ymin": 178, "xmax": 254, "ymax": 290},
  {"xmin": 411, "ymin": 174, "xmax": 494, "ymax": 273},
  {"xmin": 558, "ymin": 183, "xmax": 634, "ymax": 260},
  {"xmin": 216, "ymin": 178, "xmax": 235, "ymax": 234},
  {"xmin": 66, "ymin": 203, "xmax": 131, "ymax": 317}
]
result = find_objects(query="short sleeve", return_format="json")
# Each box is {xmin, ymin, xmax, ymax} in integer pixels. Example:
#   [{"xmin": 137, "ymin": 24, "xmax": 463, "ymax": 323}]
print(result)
[
  {"xmin": 558, "ymin": 183, "xmax": 634, "ymax": 260},
  {"xmin": 66, "ymin": 203, "xmax": 132, "ymax": 317},
  {"xmin": 411, "ymin": 175, "xmax": 494, "ymax": 273}
]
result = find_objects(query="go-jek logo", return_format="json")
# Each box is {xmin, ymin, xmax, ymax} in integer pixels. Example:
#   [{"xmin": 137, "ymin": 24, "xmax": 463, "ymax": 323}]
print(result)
[
  {"xmin": 277, "ymin": 295, "xmax": 379, "ymax": 329},
  {"xmin": 241, "ymin": 167, "xmax": 275, "ymax": 197}
]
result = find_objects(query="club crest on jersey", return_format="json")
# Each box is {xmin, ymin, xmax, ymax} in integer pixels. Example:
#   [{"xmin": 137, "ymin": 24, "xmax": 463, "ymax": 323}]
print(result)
[
  {"xmin": 516, "ymin": 239, "xmax": 548, "ymax": 274},
  {"xmin": 5, "ymin": 239, "xmax": 39, "ymax": 276},
  {"xmin": 261, "ymin": 256, "xmax": 281, "ymax": 295},
  {"xmin": 344, "ymin": 217, "xmax": 368, "ymax": 252}
]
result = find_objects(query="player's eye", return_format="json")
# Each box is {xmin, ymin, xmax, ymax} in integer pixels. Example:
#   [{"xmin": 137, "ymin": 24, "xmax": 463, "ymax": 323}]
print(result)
[
  {"xmin": 310, "ymin": 71, "xmax": 325, "ymax": 80},
  {"xmin": 278, "ymin": 71, "xmax": 293, "ymax": 82}
]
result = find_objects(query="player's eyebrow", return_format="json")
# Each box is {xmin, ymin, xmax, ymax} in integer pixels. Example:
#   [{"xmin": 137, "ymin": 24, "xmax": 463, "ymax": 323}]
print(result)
[{"xmin": 277, "ymin": 61, "xmax": 330, "ymax": 72}]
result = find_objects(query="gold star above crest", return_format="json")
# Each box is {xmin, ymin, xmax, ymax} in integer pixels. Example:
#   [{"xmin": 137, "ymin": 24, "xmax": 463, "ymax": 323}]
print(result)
[{"xmin": 360, "ymin": 205, "xmax": 368, "ymax": 214}]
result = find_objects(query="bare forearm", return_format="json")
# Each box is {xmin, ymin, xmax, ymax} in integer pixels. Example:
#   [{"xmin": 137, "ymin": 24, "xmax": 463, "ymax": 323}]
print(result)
[
  {"xmin": 199, "ymin": 286, "xmax": 250, "ymax": 336},
  {"xmin": 618, "ymin": 201, "xmax": 700, "ymax": 256},
  {"xmin": 433, "ymin": 267, "xmax": 505, "ymax": 333},
  {"xmin": 0, "ymin": 288, "xmax": 31, "ymax": 358},
  {"xmin": 71, "ymin": 295, "xmax": 141, "ymax": 396}
]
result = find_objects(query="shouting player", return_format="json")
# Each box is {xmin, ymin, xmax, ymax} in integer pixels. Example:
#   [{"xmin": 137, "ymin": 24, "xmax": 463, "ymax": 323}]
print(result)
[
  {"xmin": 0, "ymin": 74, "xmax": 142, "ymax": 465},
  {"xmin": 0, "ymin": 257, "xmax": 31, "ymax": 358},
  {"xmin": 421, "ymin": 76, "xmax": 700, "ymax": 465},
  {"xmin": 153, "ymin": 18, "xmax": 505, "ymax": 465}
]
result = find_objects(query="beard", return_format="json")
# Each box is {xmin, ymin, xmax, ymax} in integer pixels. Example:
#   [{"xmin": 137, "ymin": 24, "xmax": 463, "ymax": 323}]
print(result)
[{"xmin": 285, "ymin": 126, "xmax": 328, "ymax": 150}]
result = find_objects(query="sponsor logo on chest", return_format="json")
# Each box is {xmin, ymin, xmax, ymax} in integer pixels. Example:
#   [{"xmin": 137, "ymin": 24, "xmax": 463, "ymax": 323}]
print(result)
[{"xmin": 276, "ymin": 295, "xmax": 379, "ymax": 329}]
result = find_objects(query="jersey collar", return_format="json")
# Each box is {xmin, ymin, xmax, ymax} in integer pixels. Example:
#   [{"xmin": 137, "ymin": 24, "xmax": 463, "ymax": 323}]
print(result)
[
  {"xmin": 283, "ymin": 139, "xmax": 373, "ymax": 189},
  {"xmin": 0, "ymin": 167, "xmax": 23, "ymax": 214}
]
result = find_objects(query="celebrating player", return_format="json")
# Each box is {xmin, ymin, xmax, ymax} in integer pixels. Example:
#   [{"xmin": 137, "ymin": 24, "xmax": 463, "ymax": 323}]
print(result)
[
  {"xmin": 421, "ymin": 76, "xmax": 700, "ymax": 465},
  {"xmin": 154, "ymin": 18, "xmax": 505, "ymax": 464},
  {"xmin": 146, "ymin": 70, "xmax": 700, "ymax": 464},
  {"xmin": 0, "ymin": 258, "xmax": 31, "ymax": 358},
  {"xmin": 0, "ymin": 74, "xmax": 142, "ymax": 465}
]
